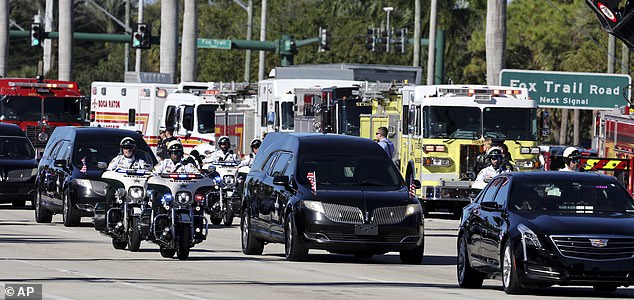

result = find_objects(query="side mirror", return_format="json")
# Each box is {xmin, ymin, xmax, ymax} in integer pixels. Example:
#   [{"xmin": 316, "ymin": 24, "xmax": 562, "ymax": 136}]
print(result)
[
  {"xmin": 413, "ymin": 179, "xmax": 422, "ymax": 189},
  {"xmin": 480, "ymin": 201, "xmax": 500, "ymax": 211},
  {"xmin": 54, "ymin": 159, "xmax": 67, "ymax": 168},
  {"xmin": 273, "ymin": 175, "xmax": 289, "ymax": 186},
  {"xmin": 97, "ymin": 161, "xmax": 108, "ymax": 169},
  {"xmin": 185, "ymin": 130, "xmax": 192, "ymax": 139}
]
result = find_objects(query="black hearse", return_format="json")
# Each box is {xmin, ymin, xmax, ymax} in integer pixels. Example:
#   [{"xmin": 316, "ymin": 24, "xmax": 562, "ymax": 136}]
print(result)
[{"xmin": 0, "ymin": 123, "xmax": 37, "ymax": 208}]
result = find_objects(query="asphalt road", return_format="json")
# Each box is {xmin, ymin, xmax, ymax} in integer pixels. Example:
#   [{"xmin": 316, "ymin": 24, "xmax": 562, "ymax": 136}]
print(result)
[{"xmin": 1, "ymin": 205, "xmax": 633, "ymax": 300}]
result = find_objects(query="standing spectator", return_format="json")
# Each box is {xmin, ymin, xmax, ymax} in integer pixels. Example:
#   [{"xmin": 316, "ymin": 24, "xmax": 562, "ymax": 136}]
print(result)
[{"xmin": 376, "ymin": 126, "xmax": 395, "ymax": 159}]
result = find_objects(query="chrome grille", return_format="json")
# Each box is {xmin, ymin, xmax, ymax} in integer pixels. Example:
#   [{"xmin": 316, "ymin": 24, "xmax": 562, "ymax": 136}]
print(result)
[
  {"xmin": 371, "ymin": 205, "xmax": 407, "ymax": 225},
  {"xmin": 550, "ymin": 235, "xmax": 634, "ymax": 261},
  {"xmin": 322, "ymin": 203, "xmax": 363, "ymax": 224}
]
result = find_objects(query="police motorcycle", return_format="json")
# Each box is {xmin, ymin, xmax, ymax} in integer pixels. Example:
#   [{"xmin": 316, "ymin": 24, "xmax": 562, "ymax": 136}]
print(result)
[
  {"xmin": 201, "ymin": 160, "xmax": 240, "ymax": 226},
  {"xmin": 146, "ymin": 169, "xmax": 215, "ymax": 260},
  {"xmin": 95, "ymin": 167, "xmax": 153, "ymax": 251}
]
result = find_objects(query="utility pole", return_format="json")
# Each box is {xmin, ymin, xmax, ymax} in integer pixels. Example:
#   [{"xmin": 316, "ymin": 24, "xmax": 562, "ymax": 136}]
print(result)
[
  {"xmin": 0, "ymin": 0, "xmax": 7, "ymax": 77},
  {"xmin": 258, "ymin": 0, "xmax": 267, "ymax": 80},
  {"xmin": 135, "ymin": 0, "xmax": 143, "ymax": 72},
  {"xmin": 160, "ymin": 0, "xmax": 178, "ymax": 82},
  {"xmin": 427, "ymin": 0, "xmax": 437, "ymax": 84},
  {"xmin": 43, "ymin": 0, "xmax": 54, "ymax": 76},
  {"xmin": 413, "ymin": 0, "xmax": 420, "ymax": 67},
  {"xmin": 58, "ymin": 0, "xmax": 72, "ymax": 81},
  {"xmin": 485, "ymin": 0, "xmax": 506, "ymax": 85},
  {"xmin": 124, "ymin": 0, "xmax": 130, "ymax": 72},
  {"xmin": 231, "ymin": 0, "xmax": 254, "ymax": 81},
  {"xmin": 383, "ymin": 7, "xmax": 393, "ymax": 53},
  {"xmin": 181, "ymin": 0, "xmax": 197, "ymax": 82}
]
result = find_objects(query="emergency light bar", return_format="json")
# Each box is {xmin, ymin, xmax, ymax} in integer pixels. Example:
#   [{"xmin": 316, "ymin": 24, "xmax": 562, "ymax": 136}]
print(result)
[
  {"xmin": 9, "ymin": 82, "xmax": 74, "ymax": 89},
  {"xmin": 116, "ymin": 169, "xmax": 152, "ymax": 176},
  {"xmin": 160, "ymin": 173, "xmax": 204, "ymax": 179},
  {"xmin": 437, "ymin": 87, "xmax": 524, "ymax": 98},
  {"xmin": 423, "ymin": 144, "xmax": 446, "ymax": 153}
]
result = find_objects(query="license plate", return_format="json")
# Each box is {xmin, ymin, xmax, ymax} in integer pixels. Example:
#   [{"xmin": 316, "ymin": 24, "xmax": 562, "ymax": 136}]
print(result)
[
  {"xmin": 132, "ymin": 207, "xmax": 142, "ymax": 215},
  {"xmin": 179, "ymin": 213, "xmax": 192, "ymax": 223},
  {"xmin": 354, "ymin": 224, "xmax": 378, "ymax": 235}
]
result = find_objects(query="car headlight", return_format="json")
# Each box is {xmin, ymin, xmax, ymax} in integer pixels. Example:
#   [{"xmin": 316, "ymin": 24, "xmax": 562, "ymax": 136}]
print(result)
[
  {"xmin": 74, "ymin": 178, "xmax": 93, "ymax": 189},
  {"xmin": 213, "ymin": 175, "xmax": 223, "ymax": 185},
  {"xmin": 223, "ymin": 175, "xmax": 235, "ymax": 185},
  {"xmin": 90, "ymin": 180, "xmax": 109, "ymax": 197},
  {"xmin": 128, "ymin": 186, "xmax": 144, "ymax": 200},
  {"xmin": 405, "ymin": 203, "xmax": 422, "ymax": 216},
  {"xmin": 301, "ymin": 200, "xmax": 325, "ymax": 214},
  {"xmin": 176, "ymin": 192, "xmax": 192, "ymax": 205},
  {"xmin": 518, "ymin": 223, "xmax": 542, "ymax": 248}
]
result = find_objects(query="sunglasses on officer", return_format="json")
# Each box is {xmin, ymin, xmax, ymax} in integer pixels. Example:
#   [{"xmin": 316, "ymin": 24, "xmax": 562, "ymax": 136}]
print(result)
[
  {"xmin": 489, "ymin": 155, "xmax": 503, "ymax": 161},
  {"xmin": 122, "ymin": 146, "xmax": 135, "ymax": 150}
]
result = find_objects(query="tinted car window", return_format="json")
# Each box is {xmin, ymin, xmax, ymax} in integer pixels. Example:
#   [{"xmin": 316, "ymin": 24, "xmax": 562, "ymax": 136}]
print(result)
[
  {"xmin": 296, "ymin": 155, "xmax": 403, "ymax": 189},
  {"xmin": 55, "ymin": 141, "xmax": 72, "ymax": 161},
  {"xmin": 480, "ymin": 178, "xmax": 502, "ymax": 203},
  {"xmin": 0, "ymin": 137, "xmax": 34, "ymax": 159},
  {"xmin": 72, "ymin": 134, "xmax": 155, "ymax": 168},
  {"xmin": 271, "ymin": 152, "xmax": 292, "ymax": 177},
  {"xmin": 509, "ymin": 177, "xmax": 634, "ymax": 214},
  {"xmin": 494, "ymin": 177, "xmax": 510, "ymax": 206}
]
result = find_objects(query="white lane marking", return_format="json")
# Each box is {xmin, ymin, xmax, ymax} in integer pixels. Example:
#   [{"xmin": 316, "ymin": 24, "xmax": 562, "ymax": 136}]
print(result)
[{"xmin": 4, "ymin": 258, "xmax": 208, "ymax": 300}]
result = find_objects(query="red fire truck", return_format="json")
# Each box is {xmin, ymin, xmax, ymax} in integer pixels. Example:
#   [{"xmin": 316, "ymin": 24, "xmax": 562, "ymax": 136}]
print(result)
[{"xmin": 0, "ymin": 77, "xmax": 87, "ymax": 154}]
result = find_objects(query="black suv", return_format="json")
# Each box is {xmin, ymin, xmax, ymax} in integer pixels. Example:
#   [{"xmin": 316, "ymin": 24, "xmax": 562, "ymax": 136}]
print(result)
[
  {"xmin": 0, "ymin": 123, "xmax": 37, "ymax": 208},
  {"xmin": 34, "ymin": 127, "xmax": 157, "ymax": 226},
  {"xmin": 241, "ymin": 132, "xmax": 424, "ymax": 263}
]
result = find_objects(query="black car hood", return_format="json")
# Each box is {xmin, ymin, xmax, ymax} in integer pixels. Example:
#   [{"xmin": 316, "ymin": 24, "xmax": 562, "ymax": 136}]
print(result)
[
  {"xmin": 0, "ymin": 159, "xmax": 37, "ymax": 170},
  {"xmin": 309, "ymin": 187, "xmax": 413, "ymax": 208},
  {"xmin": 518, "ymin": 212, "xmax": 634, "ymax": 236}
]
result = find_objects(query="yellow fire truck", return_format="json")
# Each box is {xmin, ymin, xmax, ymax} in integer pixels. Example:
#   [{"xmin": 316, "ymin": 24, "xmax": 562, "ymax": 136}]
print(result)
[{"xmin": 360, "ymin": 84, "xmax": 540, "ymax": 216}]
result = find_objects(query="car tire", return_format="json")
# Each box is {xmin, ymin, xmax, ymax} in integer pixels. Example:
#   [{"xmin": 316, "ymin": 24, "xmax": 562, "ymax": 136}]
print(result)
[
  {"xmin": 241, "ymin": 210, "xmax": 264, "ymax": 255},
  {"xmin": 12, "ymin": 200, "xmax": 25, "ymax": 208},
  {"xmin": 176, "ymin": 224, "xmax": 191, "ymax": 260},
  {"xmin": 127, "ymin": 217, "xmax": 142, "ymax": 252},
  {"xmin": 62, "ymin": 191, "xmax": 80, "ymax": 227},
  {"xmin": 400, "ymin": 243, "xmax": 424, "ymax": 264},
  {"xmin": 211, "ymin": 217, "xmax": 222, "ymax": 225},
  {"xmin": 285, "ymin": 213, "xmax": 308, "ymax": 261},
  {"xmin": 112, "ymin": 238, "xmax": 127, "ymax": 250},
  {"xmin": 223, "ymin": 205, "xmax": 234, "ymax": 226},
  {"xmin": 502, "ymin": 241, "xmax": 526, "ymax": 294},
  {"xmin": 160, "ymin": 246, "xmax": 176, "ymax": 258},
  {"xmin": 34, "ymin": 190, "xmax": 52, "ymax": 223},
  {"xmin": 593, "ymin": 284, "xmax": 618, "ymax": 293},
  {"xmin": 457, "ymin": 235, "xmax": 483, "ymax": 288}
]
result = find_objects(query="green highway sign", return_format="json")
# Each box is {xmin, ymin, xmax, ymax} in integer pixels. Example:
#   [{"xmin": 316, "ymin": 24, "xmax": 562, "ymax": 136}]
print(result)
[
  {"xmin": 197, "ymin": 38, "xmax": 231, "ymax": 49},
  {"xmin": 500, "ymin": 69, "xmax": 631, "ymax": 110}
]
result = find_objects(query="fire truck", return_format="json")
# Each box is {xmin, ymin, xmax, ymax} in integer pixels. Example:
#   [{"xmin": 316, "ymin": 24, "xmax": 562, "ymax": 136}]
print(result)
[
  {"xmin": 591, "ymin": 108, "xmax": 634, "ymax": 193},
  {"xmin": 0, "ymin": 77, "xmax": 87, "ymax": 154},
  {"xmin": 254, "ymin": 78, "xmax": 363, "ymax": 140},
  {"xmin": 90, "ymin": 81, "xmax": 178, "ymax": 149},
  {"xmin": 360, "ymin": 84, "xmax": 540, "ymax": 216}
]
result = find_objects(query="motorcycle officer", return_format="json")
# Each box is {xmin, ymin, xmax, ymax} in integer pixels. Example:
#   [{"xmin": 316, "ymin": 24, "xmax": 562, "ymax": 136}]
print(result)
[
  {"xmin": 107, "ymin": 137, "xmax": 150, "ymax": 170},
  {"xmin": 474, "ymin": 146, "xmax": 511, "ymax": 186},
  {"xmin": 152, "ymin": 140, "xmax": 199, "ymax": 175},
  {"xmin": 239, "ymin": 139, "xmax": 261, "ymax": 168},
  {"xmin": 560, "ymin": 146, "xmax": 581, "ymax": 172},
  {"xmin": 204, "ymin": 136, "xmax": 239, "ymax": 163}
]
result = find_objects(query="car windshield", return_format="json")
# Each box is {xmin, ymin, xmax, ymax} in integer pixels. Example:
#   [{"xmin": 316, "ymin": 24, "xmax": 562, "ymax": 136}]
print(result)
[
  {"xmin": 0, "ymin": 136, "xmax": 34, "ymax": 159},
  {"xmin": 423, "ymin": 106, "xmax": 481, "ymax": 139},
  {"xmin": 197, "ymin": 104, "xmax": 218, "ymax": 134},
  {"xmin": 483, "ymin": 107, "xmax": 537, "ymax": 140},
  {"xmin": 72, "ymin": 135, "xmax": 156, "ymax": 168},
  {"xmin": 296, "ymin": 155, "xmax": 404, "ymax": 189},
  {"xmin": 509, "ymin": 178, "xmax": 634, "ymax": 215}
]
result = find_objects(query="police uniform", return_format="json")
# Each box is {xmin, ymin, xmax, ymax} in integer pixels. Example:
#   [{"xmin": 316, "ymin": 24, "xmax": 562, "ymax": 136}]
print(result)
[
  {"xmin": 238, "ymin": 153, "xmax": 255, "ymax": 168},
  {"xmin": 204, "ymin": 149, "xmax": 239, "ymax": 164},
  {"xmin": 152, "ymin": 158, "xmax": 199, "ymax": 175},
  {"xmin": 107, "ymin": 155, "xmax": 149, "ymax": 171}
]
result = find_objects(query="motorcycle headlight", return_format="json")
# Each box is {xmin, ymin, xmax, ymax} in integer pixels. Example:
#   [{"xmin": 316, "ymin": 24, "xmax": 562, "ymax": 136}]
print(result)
[
  {"xmin": 405, "ymin": 203, "xmax": 422, "ymax": 216},
  {"xmin": 213, "ymin": 175, "xmax": 223, "ymax": 185},
  {"xmin": 301, "ymin": 200, "xmax": 325, "ymax": 214},
  {"xmin": 176, "ymin": 192, "xmax": 192, "ymax": 205},
  {"xmin": 128, "ymin": 186, "xmax": 144, "ymax": 200},
  {"xmin": 74, "ymin": 178, "xmax": 93, "ymax": 190},
  {"xmin": 518, "ymin": 223, "xmax": 542, "ymax": 248},
  {"xmin": 223, "ymin": 175, "xmax": 235, "ymax": 185},
  {"xmin": 161, "ymin": 193, "xmax": 173, "ymax": 205}
]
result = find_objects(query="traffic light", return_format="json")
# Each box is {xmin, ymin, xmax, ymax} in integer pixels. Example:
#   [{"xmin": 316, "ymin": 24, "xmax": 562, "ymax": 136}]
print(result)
[
  {"xmin": 586, "ymin": 0, "xmax": 634, "ymax": 49},
  {"xmin": 366, "ymin": 28, "xmax": 377, "ymax": 52},
  {"xmin": 318, "ymin": 27, "xmax": 330, "ymax": 52},
  {"xmin": 30, "ymin": 23, "xmax": 42, "ymax": 47},
  {"xmin": 131, "ymin": 23, "xmax": 151, "ymax": 49},
  {"xmin": 395, "ymin": 28, "xmax": 407, "ymax": 54},
  {"xmin": 379, "ymin": 28, "xmax": 388, "ymax": 53}
]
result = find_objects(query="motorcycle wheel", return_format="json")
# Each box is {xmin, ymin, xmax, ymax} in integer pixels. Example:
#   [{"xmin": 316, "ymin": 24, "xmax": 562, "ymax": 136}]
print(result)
[
  {"xmin": 210, "ymin": 217, "xmax": 222, "ymax": 225},
  {"xmin": 223, "ymin": 206, "xmax": 234, "ymax": 226},
  {"xmin": 160, "ymin": 246, "xmax": 175, "ymax": 258},
  {"xmin": 127, "ymin": 217, "xmax": 142, "ymax": 252},
  {"xmin": 176, "ymin": 224, "xmax": 191, "ymax": 260},
  {"xmin": 112, "ymin": 239, "xmax": 127, "ymax": 250}
]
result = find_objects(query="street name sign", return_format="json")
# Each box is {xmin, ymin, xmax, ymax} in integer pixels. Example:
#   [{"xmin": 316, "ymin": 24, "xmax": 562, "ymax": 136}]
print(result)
[
  {"xmin": 500, "ymin": 69, "xmax": 631, "ymax": 110},
  {"xmin": 197, "ymin": 38, "xmax": 231, "ymax": 49}
]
